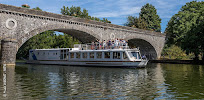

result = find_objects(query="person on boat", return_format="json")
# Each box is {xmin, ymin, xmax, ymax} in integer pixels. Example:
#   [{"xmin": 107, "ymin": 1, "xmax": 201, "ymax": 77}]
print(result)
[
  {"xmin": 115, "ymin": 38, "xmax": 119, "ymax": 48},
  {"xmin": 99, "ymin": 40, "xmax": 102, "ymax": 49},
  {"xmin": 108, "ymin": 40, "xmax": 111, "ymax": 49},
  {"xmin": 103, "ymin": 40, "xmax": 106, "ymax": 49},
  {"xmin": 91, "ymin": 41, "xmax": 94, "ymax": 50},
  {"xmin": 142, "ymin": 55, "xmax": 146, "ymax": 59}
]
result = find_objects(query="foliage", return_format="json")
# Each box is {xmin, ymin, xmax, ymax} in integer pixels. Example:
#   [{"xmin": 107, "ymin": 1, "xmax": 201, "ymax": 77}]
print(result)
[
  {"xmin": 165, "ymin": 1, "xmax": 204, "ymax": 60},
  {"xmin": 32, "ymin": 7, "xmax": 42, "ymax": 11},
  {"xmin": 21, "ymin": 4, "xmax": 30, "ymax": 8},
  {"xmin": 139, "ymin": 3, "xmax": 161, "ymax": 32},
  {"xmin": 61, "ymin": 6, "xmax": 111, "ymax": 23},
  {"xmin": 16, "ymin": 32, "xmax": 80, "ymax": 59},
  {"xmin": 125, "ymin": 3, "xmax": 161, "ymax": 32},
  {"xmin": 161, "ymin": 45, "xmax": 194, "ymax": 60},
  {"xmin": 125, "ymin": 16, "xmax": 147, "ymax": 29}
]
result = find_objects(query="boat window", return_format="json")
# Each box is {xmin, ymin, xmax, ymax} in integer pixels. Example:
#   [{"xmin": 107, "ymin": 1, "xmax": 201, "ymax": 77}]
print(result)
[
  {"xmin": 129, "ymin": 52, "xmax": 141, "ymax": 59},
  {"xmin": 64, "ymin": 54, "xmax": 66, "ymax": 59},
  {"xmin": 97, "ymin": 52, "xmax": 102, "ymax": 59},
  {"xmin": 38, "ymin": 52, "xmax": 39, "ymax": 55},
  {"xmin": 138, "ymin": 53, "xmax": 141, "ymax": 59},
  {"xmin": 66, "ymin": 53, "xmax": 69, "ymax": 59},
  {"xmin": 76, "ymin": 52, "xmax": 80, "ymax": 59},
  {"xmin": 70, "ymin": 53, "xmax": 74, "ymax": 58},
  {"xmin": 123, "ymin": 52, "xmax": 128, "ymax": 59},
  {"xmin": 60, "ymin": 54, "xmax": 63, "ymax": 59},
  {"xmin": 82, "ymin": 52, "xmax": 87, "ymax": 59},
  {"xmin": 113, "ymin": 52, "xmax": 120, "ymax": 59},
  {"xmin": 90, "ymin": 52, "xmax": 94, "ymax": 58},
  {"xmin": 105, "ymin": 52, "xmax": 110, "ymax": 59}
]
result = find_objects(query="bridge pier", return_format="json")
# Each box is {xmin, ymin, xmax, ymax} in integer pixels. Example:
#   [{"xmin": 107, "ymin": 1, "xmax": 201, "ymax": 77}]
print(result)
[{"xmin": 0, "ymin": 39, "xmax": 18, "ymax": 66}]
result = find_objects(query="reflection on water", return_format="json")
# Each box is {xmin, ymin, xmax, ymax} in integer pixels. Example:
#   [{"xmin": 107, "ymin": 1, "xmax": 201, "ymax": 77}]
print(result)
[{"xmin": 0, "ymin": 63, "xmax": 204, "ymax": 99}]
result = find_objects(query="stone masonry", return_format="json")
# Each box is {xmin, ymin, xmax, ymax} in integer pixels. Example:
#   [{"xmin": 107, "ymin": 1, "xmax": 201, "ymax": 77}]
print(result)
[{"xmin": 0, "ymin": 4, "xmax": 166, "ymax": 65}]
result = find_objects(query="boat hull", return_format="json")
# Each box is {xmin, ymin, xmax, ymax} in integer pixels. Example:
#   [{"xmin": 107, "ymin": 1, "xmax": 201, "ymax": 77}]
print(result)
[{"xmin": 26, "ymin": 60, "xmax": 148, "ymax": 68}]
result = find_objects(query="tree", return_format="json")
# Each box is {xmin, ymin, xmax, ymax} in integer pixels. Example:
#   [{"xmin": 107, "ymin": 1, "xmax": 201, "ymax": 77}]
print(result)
[
  {"xmin": 22, "ymin": 4, "xmax": 30, "ymax": 8},
  {"xmin": 124, "ymin": 16, "xmax": 136, "ymax": 27},
  {"xmin": 61, "ymin": 6, "xmax": 111, "ymax": 23},
  {"xmin": 32, "ymin": 7, "xmax": 42, "ymax": 11},
  {"xmin": 124, "ymin": 3, "xmax": 160, "ymax": 32},
  {"xmin": 165, "ymin": 1, "xmax": 204, "ymax": 60},
  {"xmin": 139, "ymin": 3, "xmax": 161, "ymax": 32},
  {"xmin": 101, "ymin": 18, "xmax": 111, "ymax": 23}
]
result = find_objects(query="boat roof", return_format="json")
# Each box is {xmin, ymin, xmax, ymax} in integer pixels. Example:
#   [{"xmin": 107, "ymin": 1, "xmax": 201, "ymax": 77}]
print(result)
[{"xmin": 30, "ymin": 48, "xmax": 140, "ymax": 52}]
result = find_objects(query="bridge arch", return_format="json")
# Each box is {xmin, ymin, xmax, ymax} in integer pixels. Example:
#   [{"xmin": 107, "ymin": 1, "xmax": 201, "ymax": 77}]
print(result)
[
  {"xmin": 17, "ymin": 24, "xmax": 101, "ymax": 49},
  {"xmin": 125, "ymin": 36, "xmax": 159, "ymax": 60}
]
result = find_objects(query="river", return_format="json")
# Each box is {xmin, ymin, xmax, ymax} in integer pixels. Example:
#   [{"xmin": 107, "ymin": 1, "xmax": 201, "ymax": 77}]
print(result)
[{"xmin": 0, "ymin": 63, "xmax": 204, "ymax": 99}]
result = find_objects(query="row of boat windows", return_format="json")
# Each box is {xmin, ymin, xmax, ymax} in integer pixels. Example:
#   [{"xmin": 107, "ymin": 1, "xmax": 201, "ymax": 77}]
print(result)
[
  {"xmin": 36, "ymin": 51, "xmax": 141, "ymax": 59},
  {"xmin": 37, "ymin": 52, "xmax": 58, "ymax": 55},
  {"xmin": 60, "ymin": 52, "xmax": 128, "ymax": 59}
]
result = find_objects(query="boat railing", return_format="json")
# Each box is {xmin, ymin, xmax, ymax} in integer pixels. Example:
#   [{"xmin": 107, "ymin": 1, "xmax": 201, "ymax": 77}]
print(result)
[{"xmin": 74, "ymin": 43, "xmax": 129, "ymax": 50}]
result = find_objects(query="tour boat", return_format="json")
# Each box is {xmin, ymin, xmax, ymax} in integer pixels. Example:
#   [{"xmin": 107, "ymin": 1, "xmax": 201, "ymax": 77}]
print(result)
[{"xmin": 27, "ymin": 44, "xmax": 148, "ymax": 67}]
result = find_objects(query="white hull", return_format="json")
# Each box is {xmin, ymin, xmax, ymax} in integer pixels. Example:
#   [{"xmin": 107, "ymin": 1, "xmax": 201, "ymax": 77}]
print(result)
[
  {"xmin": 26, "ymin": 60, "xmax": 148, "ymax": 67},
  {"xmin": 28, "ymin": 46, "xmax": 149, "ymax": 68}
]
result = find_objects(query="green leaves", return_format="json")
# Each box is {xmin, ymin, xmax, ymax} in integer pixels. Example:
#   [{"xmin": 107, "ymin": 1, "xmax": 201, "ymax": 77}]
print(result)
[
  {"xmin": 61, "ymin": 6, "xmax": 111, "ymax": 23},
  {"xmin": 165, "ymin": 1, "xmax": 204, "ymax": 60},
  {"xmin": 139, "ymin": 3, "xmax": 161, "ymax": 32},
  {"xmin": 125, "ymin": 3, "xmax": 161, "ymax": 32},
  {"xmin": 16, "ymin": 31, "xmax": 80, "ymax": 59}
]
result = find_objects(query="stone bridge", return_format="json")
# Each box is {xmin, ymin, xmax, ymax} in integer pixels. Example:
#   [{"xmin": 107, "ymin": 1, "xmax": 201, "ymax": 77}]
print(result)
[{"xmin": 0, "ymin": 4, "xmax": 165, "ymax": 65}]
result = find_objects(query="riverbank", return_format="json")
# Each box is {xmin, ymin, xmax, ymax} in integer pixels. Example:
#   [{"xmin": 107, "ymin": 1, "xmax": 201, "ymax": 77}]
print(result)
[{"xmin": 150, "ymin": 60, "xmax": 204, "ymax": 65}]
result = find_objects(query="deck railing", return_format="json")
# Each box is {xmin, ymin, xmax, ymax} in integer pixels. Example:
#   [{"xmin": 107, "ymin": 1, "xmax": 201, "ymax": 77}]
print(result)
[{"xmin": 74, "ymin": 43, "xmax": 129, "ymax": 50}]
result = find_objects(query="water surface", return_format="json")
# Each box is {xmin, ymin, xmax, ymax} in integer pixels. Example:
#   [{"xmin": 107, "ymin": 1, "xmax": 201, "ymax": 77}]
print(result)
[{"xmin": 0, "ymin": 63, "xmax": 204, "ymax": 99}]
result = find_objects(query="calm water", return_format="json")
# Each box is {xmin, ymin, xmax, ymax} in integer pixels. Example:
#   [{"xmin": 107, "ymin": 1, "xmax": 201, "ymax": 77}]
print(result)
[{"xmin": 0, "ymin": 63, "xmax": 204, "ymax": 99}]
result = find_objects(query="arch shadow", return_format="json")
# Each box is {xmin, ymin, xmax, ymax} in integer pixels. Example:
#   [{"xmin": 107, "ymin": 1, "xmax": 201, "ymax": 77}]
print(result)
[{"xmin": 128, "ymin": 39, "xmax": 157, "ymax": 60}]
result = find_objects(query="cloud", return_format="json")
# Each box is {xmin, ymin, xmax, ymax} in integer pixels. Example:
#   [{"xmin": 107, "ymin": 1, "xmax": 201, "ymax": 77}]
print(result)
[
  {"xmin": 91, "ymin": 0, "xmax": 141, "ymax": 18},
  {"xmin": 92, "ymin": 6, "xmax": 140, "ymax": 17}
]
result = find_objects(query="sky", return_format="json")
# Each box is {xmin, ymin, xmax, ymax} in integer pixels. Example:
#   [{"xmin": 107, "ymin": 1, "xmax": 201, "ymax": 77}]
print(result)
[{"xmin": 0, "ymin": 0, "xmax": 203, "ymax": 32}]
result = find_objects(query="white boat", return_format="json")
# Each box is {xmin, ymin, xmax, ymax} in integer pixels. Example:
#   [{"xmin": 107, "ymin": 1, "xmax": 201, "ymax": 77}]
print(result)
[{"xmin": 27, "ymin": 44, "xmax": 148, "ymax": 67}]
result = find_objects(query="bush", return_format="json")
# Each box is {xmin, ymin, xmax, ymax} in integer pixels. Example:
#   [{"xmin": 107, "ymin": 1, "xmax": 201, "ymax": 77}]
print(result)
[{"xmin": 162, "ymin": 45, "xmax": 193, "ymax": 60}]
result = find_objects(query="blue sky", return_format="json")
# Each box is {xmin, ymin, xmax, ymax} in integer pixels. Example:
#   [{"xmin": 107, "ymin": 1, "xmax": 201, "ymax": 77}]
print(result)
[{"xmin": 0, "ymin": 0, "xmax": 203, "ymax": 32}]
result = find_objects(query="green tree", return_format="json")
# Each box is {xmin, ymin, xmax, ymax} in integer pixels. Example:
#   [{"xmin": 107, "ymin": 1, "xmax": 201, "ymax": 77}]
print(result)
[
  {"xmin": 124, "ymin": 16, "xmax": 136, "ymax": 27},
  {"xmin": 101, "ymin": 18, "xmax": 111, "ymax": 23},
  {"xmin": 61, "ymin": 6, "xmax": 111, "ymax": 23},
  {"xmin": 17, "ymin": 31, "xmax": 56, "ymax": 59},
  {"xmin": 125, "ymin": 3, "xmax": 160, "ymax": 32},
  {"xmin": 139, "ymin": 3, "xmax": 161, "ymax": 32},
  {"xmin": 124, "ymin": 16, "xmax": 147, "ymax": 29},
  {"xmin": 32, "ymin": 7, "xmax": 42, "ymax": 11},
  {"xmin": 161, "ymin": 45, "xmax": 193, "ymax": 60},
  {"xmin": 21, "ymin": 4, "xmax": 30, "ymax": 8},
  {"xmin": 165, "ymin": 1, "xmax": 204, "ymax": 60}
]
